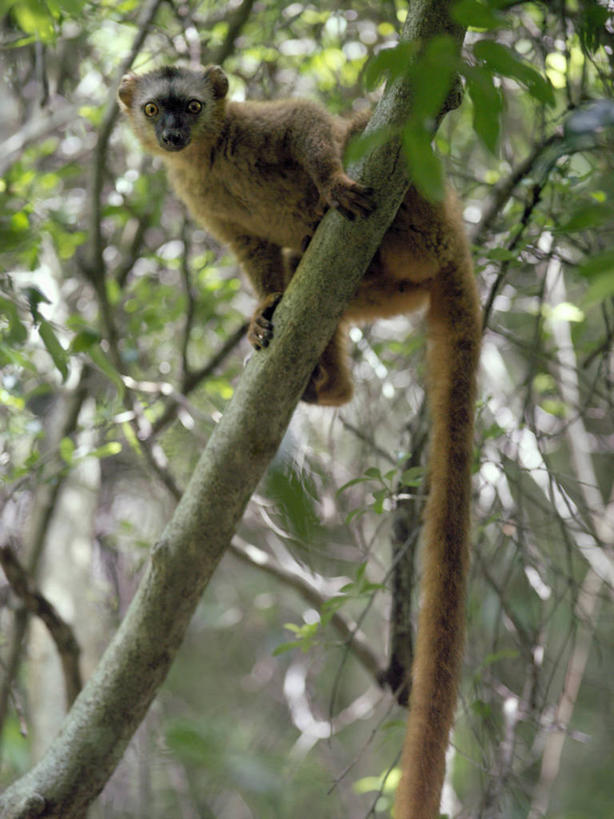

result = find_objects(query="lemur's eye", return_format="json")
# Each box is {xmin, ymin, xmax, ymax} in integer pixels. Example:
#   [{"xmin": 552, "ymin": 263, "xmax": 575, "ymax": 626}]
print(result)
[
  {"xmin": 143, "ymin": 102, "xmax": 159, "ymax": 118},
  {"xmin": 186, "ymin": 99, "xmax": 202, "ymax": 114}
]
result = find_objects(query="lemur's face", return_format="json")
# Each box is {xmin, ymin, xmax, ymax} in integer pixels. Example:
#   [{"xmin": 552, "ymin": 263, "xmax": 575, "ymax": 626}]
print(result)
[
  {"xmin": 139, "ymin": 93, "xmax": 203, "ymax": 152},
  {"xmin": 118, "ymin": 65, "xmax": 229, "ymax": 155}
]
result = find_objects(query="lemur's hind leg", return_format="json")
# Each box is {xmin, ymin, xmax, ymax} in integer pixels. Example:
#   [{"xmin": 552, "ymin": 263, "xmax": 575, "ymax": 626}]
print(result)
[
  {"xmin": 345, "ymin": 268, "xmax": 432, "ymax": 323},
  {"xmin": 302, "ymin": 323, "xmax": 353, "ymax": 406}
]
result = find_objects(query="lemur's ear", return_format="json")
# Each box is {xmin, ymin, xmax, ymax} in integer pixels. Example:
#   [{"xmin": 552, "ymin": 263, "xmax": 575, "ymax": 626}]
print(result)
[
  {"xmin": 202, "ymin": 65, "xmax": 229, "ymax": 99},
  {"xmin": 118, "ymin": 74, "xmax": 138, "ymax": 109}
]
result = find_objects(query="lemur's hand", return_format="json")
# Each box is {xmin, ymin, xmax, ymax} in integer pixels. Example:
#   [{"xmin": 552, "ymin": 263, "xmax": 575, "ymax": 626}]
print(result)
[{"xmin": 323, "ymin": 173, "xmax": 375, "ymax": 220}]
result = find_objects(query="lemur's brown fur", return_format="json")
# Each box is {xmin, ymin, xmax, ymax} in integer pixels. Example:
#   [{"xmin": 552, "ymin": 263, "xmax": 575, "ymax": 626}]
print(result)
[{"xmin": 118, "ymin": 65, "xmax": 481, "ymax": 819}]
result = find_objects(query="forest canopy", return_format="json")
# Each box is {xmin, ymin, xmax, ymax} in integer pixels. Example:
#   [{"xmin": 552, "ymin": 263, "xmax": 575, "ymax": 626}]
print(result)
[{"xmin": 1, "ymin": 1, "xmax": 613, "ymax": 817}]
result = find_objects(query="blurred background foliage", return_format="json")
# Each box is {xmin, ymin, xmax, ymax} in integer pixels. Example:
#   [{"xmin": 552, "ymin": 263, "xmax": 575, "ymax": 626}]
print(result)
[{"xmin": 1, "ymin": 0, "xmax": 613, "ymax": 817}]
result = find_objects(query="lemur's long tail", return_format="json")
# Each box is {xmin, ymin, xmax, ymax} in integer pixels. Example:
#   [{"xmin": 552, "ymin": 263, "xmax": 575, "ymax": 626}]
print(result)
[{"xmin": 395, "ymin": 247, "xmax": 481, "ymax": 819}]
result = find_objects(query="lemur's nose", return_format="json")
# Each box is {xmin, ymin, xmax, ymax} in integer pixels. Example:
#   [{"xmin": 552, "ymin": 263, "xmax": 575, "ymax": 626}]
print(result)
[{"xmin": 161, "ymin": 130, "xmax": 190, "ymax": 151}]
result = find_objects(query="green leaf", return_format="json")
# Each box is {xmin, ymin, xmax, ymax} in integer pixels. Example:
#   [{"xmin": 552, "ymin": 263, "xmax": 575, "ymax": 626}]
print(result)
[
  {"xmin": 402, "ymin": 125, "xmax": 445, "ymax": 201},
  {"xmin": 486, "ymin": 247, "xmax": 517, "ymax": 261},
  {"xmin": 471, "ymin": 699, "xmax": 493, "ymax": 718},
  {"xmin": 87, "ymin": 344, "xmax": 124, "ymax": 396},
  {"xmin": 354, "ymin": 767, "xmax": 401, "ymax": 795},
  {"xmin": 24, "ymin": 286, "xmax": 51, "ymax": 322},
  {"xmin": 266, "ymin": 466, "xmax": 320, "ymax": 542},
  {"xmin": 53, "ymin": 0, "xmax": 87, "ymax": 15},
  {"xmin": 400, "ymin": 466, "xmax": 424, "ymax": 487},
  {"xmin": 577, "ymin": 3, "xmax": 610, "ymax": 52},
  {"xmin": 481, "ymin": 648, "xmax": 520, "ymax": 667},
  {"xmin": 70, "ymin": 327, "xmax": 101, "ymax": 353},
  {"xmin": 59, "ymin": 436, "xmax": 74, "ymax": 464},
  {"xmin": 273, "ymin": 621, "xmax": 319, "ymax": 655},
  {"xmin": 473, "ymin": 40, "xmax": 555, "ymax": 106},
  {"xmin": 556, "ymin": 202, "xmax": 614, "ymax": 232},
  {"xmin": 577, "ymin": 249, "xmax": 614, "ymax": 278},
  {"xmin": 89, "ymin": 442, "xmax": 122, "ymax": 459},
  {"xmin": 0, "ymin": 0, "xmax": 19, "ymax": 19},
  {"xmin": 272, "ymin": 640, "xmax": 303, "ymax": 656},
  {"xmin": 464, "ymin": 65, "xmax": 503, "ymax": 153},
  {"xmin": 39, "ymin": 319, "xmax": 69, "ymax": 381},
  {"xmin": 345, "ymin": 507, "xmax": 366, "ymax": 524},
  {"xmin": 337, "ymin": 476, "xmax": 371, "ymax": 495},
  {"xmin": 344, "ymin": 125, "xmax": 396, "ymax": 165},
  {"xmin": 165, "ymin": 723, "xmax": 211, "ymax": 766},
  {"xmin": 541, "ymin": 399, "xmax": 567, "ymax": 417},
  {"xmin": 56, "ymin": 230, "xmax": 86, "ymax": 260},
  {"xmin": 411, "ymin": 36, "xmax": 459, "ymax": 125},
  {"xmin": 451, "ymin": 0, "xmax": 506, "ymax": 30},
  {"xmin": 320, "ymin": 598, "xmax": 346, "ymax": 627},
  {"xmin": 372, "ymin": 488, "xmax": 388, "ymax": 514},
  {"xmin": 355, "ymin": 562, "xmax": 367, "ymax": 584},
  {"xmin": 483, "ymin": 422, "xmax": 505, "ymax": 440},
  {"xmin": 0, "ymin": 296, "xmax": 28, "ymax": 343},
  {"xmin": 12, "ymin": 0, "xmax": 56, "ymax": 41},
  {"xmin": 583, "ymin": 272, "xmax": 614, "ymax": 305},
  {"xmin": 364, "ymin": 41, "xmax": 417, "ymax": 90}
]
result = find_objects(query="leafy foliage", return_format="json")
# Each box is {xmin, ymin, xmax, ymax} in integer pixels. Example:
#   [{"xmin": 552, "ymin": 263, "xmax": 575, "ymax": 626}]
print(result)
[{"xmin": 1, "ymin": 1, "xmax": 613, "ymax": 817}]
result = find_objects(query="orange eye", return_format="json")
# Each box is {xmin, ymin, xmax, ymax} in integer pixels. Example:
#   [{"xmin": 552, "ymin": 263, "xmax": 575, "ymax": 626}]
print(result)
[
  {"xmin": 186, "ymin": 99, "xmax": 202, "ymax": 114},
  {"xmin": 143, "ymin": 102, "xmax": 158, "ymax": 118}
]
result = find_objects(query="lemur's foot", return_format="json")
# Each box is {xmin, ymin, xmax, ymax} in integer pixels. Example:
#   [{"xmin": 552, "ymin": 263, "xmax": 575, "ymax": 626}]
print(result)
[
  {"xmin": 247, "ymin": 292, "xmax": 283, "ymax": 349},
  {"xmin": 301, "ymin": 363, "xmax": 354, "ymax": 406}
]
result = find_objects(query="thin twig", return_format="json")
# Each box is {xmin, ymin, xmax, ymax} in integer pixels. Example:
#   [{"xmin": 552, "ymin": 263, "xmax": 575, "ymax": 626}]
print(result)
[
  {"xmin": 528, "ymin": 569, "xmax": 603, "ymax": 819},
  {"xmin": 0, "ymin": 379, "xmax": 87, "ymax": 735},
  {"xmin": 179, "ymin": 220, "xmax": 196, "ymax": 379},
  {"xmin": 338, "ymin": 415, "xmax": 397, "ymax": 465},
  {"xmin": 0, "ymin": 544, "xmax": 82, "ymax": 707},
  {"xmin": 471, "ymin": 132, "xmax": 561, "ymax": 248},
  {"xmin": 481, "ymin": 175, "xmax": 549, "ymax": 332},
  {"xmin": 229, "ymin": 537, "xmax": 385, "ymax": 683},
  {"xmin": 0, "ymin": 106, "xmax": 76, "ymax": 176},
  {"xmin": 527, "ymin": 250, "xmax": 614, "ymax": 817},
  {"xmin": 88, "ymin": 0, "xmax": 167, "ymax": 280},
  {"xmin": 115, "ymin": 211, "xmax": 150, "ymax": 288},
  {"xmin": 150, "ymin": 320, "xmax": 249, "ymax": 438},
  {"xmin": 213, "ymin": 0, "xmax": 257, "ymax": 65}
]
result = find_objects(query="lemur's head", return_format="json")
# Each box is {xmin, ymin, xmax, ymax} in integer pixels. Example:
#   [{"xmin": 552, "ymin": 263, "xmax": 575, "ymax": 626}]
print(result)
[{"xmin": 118, "ymin": 65, "xmax": 229, "ymax": 155}]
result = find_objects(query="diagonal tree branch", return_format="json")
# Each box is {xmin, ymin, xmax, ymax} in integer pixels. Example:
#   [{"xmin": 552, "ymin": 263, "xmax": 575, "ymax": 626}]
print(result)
[{"xmin": 0, "ymin": 3, "xmax": 465, "ymax": 816}]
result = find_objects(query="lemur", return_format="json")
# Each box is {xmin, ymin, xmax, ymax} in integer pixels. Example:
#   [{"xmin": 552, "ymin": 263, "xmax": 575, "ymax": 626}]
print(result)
[{"xmin": 118, "ymin": 64, "xmax": 481, "ymax": 819}]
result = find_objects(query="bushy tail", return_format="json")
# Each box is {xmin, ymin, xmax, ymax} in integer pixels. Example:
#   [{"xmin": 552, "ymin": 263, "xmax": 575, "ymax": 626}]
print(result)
[{"xmin": 395, "ymin": 252, "xmax": 481, "ymax": 819}]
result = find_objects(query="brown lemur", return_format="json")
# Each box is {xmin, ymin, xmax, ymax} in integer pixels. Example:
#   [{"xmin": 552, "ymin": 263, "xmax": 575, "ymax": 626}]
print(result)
[{"xmin": 118, "ymin": 64, "xmax": 481, "ymax": 819}]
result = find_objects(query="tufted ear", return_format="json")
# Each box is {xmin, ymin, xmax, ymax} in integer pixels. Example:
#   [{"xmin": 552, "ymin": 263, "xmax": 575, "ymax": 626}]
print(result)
[
  {"xmin": 202, "ymin": 65, "xmax": 229, "ymax": 99},
  {"xmin": 117, "ymin": 74, "xmax": 138, "ymax": 109}
]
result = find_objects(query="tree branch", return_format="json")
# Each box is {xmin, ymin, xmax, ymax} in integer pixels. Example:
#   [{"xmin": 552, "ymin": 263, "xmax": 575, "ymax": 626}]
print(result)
[
  {"xmin": 0, "ymin": 544, "xmax": 82, "ymax": 708},
  {"xmin": 212, "ymin": 0, "xmax": 257, "ymax": 65},
  {"xmin": 88, "ymin": 0, "xmax": 167, "ymax": 282},
  {"xmin": 0, "ymin": 381, "xmax": 87, "ymax": 736}
]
